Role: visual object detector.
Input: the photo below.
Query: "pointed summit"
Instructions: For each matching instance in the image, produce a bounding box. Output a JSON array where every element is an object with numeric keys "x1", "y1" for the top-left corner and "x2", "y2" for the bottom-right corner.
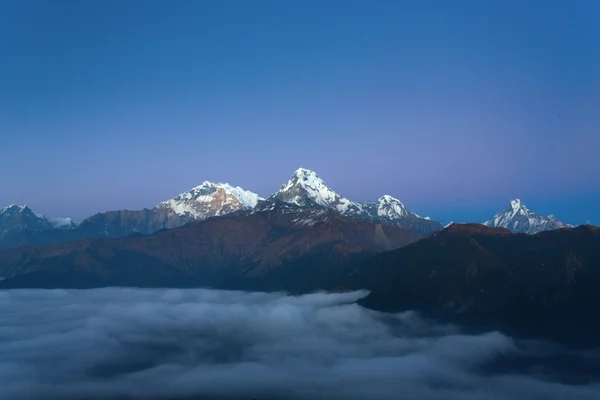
[
  {"x1": 267, "y1": 169, "x2": 443, "y2": 235},
  {"x1": 293, "y1": 167, "x2": 320, "y2": 180},
  {"x1": 271, "y1": 168, "x2": 356, "y2": 210},
  {"x1": 483, "y1": 199, "x2": 573, "y2": 234}
]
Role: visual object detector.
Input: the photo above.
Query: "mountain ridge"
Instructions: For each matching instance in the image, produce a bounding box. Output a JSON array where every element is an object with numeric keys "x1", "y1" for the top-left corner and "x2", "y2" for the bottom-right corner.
[
  {"x1": 1, "y1": 171, "x2": 587, "y2": 250},
  {"x1": 0, "y1": 207, "x2": 422, "y2": 292},
  {"x1": 353, "y1": 223, "x2": 600, "y2": 344}
]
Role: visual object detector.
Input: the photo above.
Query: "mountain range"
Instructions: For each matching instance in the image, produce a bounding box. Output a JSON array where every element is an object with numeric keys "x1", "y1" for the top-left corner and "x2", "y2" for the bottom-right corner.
[
  {"x1": 0, "y1": 168, "x2": 597, "y2": 344},
  {"x1": 0, "y1": 205, "x2": 421, "y2": 292},
  {"x1": 0, "y1": 169, "x2": 578, "y2": 251},
  {"x1": 0, "y1": 168, "x2": 442, "y2": 250},
  {"x1": 0, "y1": 206, "x2": 597, "y2": 344}
]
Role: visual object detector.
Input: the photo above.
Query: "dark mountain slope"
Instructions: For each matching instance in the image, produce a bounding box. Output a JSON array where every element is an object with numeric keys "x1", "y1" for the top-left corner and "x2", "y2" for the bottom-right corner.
[
  {"x1": 355, "y1": 223, "x2": 600, "y2": 344},
  {"x1": 0, "y1": 206, "x2": 420, "y2": 291}
]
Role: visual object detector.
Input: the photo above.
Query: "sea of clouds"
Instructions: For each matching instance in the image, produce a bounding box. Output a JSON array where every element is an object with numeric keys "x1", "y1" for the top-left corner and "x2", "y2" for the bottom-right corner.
[{"x1": 0, "y1": 288, "x2": 599, "y2": 400}]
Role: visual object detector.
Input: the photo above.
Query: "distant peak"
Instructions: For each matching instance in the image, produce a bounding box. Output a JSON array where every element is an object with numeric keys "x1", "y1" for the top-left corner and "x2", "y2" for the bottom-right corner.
[{"x1": 484, "y1": 199, "x2": 573, "y2": 234}]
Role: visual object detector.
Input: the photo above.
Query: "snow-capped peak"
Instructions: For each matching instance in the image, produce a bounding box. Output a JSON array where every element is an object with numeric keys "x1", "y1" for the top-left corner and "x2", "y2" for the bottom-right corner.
[
  {"x1": 510, "y1": 199, "x2": 522, "y2": 211},
  {"x1": 509, "y1": 198, "x2": 532, "y2": 215},
  {"x1": 277, "y1": 168, "x2": 331, "y2": 202},
  {"x1": 293, "y1": 167, "x2": 320, "y2": 181},
  {"x1": 273, "y1": 168, "x2": 360, "y2": 213},
  {"x1": 377, "y1": 195, "x2": 408, "y2": 219},
  {"x1": 484, "y1": 199, "x2": 573, "y2": 234},
  {"x1": 267, "y1": 169, "x2": 443, "y2": 234},
  {"x1": 0, "y1": 204, "x2": 27, "y2": 213},
  {"x1": 158, "y1": 181, "x2": 263, "y2": 218},
  {"x1": 188, "y1": 182, "x2": 262, "y2": 209}
]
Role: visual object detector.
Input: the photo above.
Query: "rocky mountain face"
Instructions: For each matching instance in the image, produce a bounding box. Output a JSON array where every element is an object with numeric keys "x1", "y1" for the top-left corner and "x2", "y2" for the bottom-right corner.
[
  {"x1": 0, "y1": 205, "x2": 76, "y2": 240},
  {"x1": 266, "y1": 168, "x2": 443, "y2": 235},
  {"x1": 0, "y1": 208, "x2": 421, "y2": 292},
  {"x1": 354, "y1": 223, "x2": 600, "y2": 344},
  {"x1": 483, "y1": 199, "x2": 572, "y2": 234}
]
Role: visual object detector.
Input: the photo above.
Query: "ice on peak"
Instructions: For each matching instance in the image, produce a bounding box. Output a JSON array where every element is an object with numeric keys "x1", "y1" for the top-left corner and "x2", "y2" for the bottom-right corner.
[
  {"x1": 377, "y1": 195, "x2": 408, "y2": 218},
  {"x1": 508, "y1": 199, "x2": 533, "y2": 218},
  {"x1": 271, "y1": 169, "x2": 439, "y2": 232},
  {"x1": 1, "y1": 204, "x2": 27, "y2": 213},
  {"x1": 484, "y1": 199, "x2": 572, "y2": 234},
  {"x1": 159, "y1": 180, "x2": 263, "y2": 217},
  {"x1": 294, "y1": 167, "x2": 319, "y2": 178},
  {"x1": 289, "y1": 168, "x2": 325, "y2": 188},
  {"x1": 378, "y1": 195, "x2": 404, "y2": 205},
  {"x1": 196, "y1": 181, "x2": 217, "y2": 188},
  {"x1": 275, "y1": 168, "x2": 358, "y2": 212},
  {"x1": 34, "y1": 213, "x2": 77, "y2": 229},
  {"x1": 171, "y1": 182, "x2": 262, "y2": 208},
  {"x1": 1, "y1": 205, "x2": 77, "y2": 228},
  {"x1": 510, "y1": 199, "x2": 522, "y2": 210},
  {"x1": 47, "y1": 217, "x2": 76, "y2": 228}
]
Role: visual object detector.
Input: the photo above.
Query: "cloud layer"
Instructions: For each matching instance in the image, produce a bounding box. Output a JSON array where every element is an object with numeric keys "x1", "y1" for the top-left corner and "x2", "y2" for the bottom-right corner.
[{"x1": 0, "y1": 288, "x2": 599, "y2": 400}]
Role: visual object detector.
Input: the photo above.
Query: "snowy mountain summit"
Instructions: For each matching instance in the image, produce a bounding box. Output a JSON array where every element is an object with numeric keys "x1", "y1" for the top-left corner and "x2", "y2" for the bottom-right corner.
[
  {"x1": 158, "y1": 181, "x2": 262, "y2": 219},
  {"x1": 271, "y1": 168, "x2": 363, "y2": 213},
  {"x1": 483, "y1": 199, "x2": 573, "y2": 234},
  {"x1": 267, "y1": 168, "x2": 442, "y2": 235}
]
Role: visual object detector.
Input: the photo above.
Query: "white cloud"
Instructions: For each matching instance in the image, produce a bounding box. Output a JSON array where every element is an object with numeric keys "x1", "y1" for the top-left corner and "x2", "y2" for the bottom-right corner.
[{"x1": 0, "y1": 288, "x2": 598, "y2": 399}]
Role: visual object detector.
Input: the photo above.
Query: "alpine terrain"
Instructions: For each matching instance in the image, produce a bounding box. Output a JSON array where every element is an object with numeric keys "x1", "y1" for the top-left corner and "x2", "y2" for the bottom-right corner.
[
  {"x1": 0, "y1": 204, "x2": 77, "y2": 239},
  {"x1": 0, "y1": 182, "x2": 262, "y2": 250},
  {"x1": 265, "y1": 168, "x2": 442, "y2": 235},
  {"x1": 483, "y1": 199, "x2": 573, "y2": 234}
]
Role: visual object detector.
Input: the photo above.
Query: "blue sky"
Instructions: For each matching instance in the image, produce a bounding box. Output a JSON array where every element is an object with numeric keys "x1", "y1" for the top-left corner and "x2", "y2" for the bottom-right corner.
[{"x1": 0, "y1": 0, "x2": 598, "y2": 224}]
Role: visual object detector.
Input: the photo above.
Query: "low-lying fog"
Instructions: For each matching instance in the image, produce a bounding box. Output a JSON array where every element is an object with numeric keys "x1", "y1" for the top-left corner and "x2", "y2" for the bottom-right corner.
[{"x1": 0, "y1": 288, "x2": 599, "y2": 400}]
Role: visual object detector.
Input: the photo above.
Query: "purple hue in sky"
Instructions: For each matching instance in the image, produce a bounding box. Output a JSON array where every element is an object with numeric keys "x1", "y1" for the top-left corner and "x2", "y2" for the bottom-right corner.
[{"x1": 0, "y1": 0, "x2": 598, "y2": 224}]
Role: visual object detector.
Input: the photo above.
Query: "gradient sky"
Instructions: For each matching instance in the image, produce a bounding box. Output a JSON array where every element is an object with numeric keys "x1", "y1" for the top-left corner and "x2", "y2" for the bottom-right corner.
[{"x1": 1, "y1": 0, "x2": 598, "y2": 225}]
